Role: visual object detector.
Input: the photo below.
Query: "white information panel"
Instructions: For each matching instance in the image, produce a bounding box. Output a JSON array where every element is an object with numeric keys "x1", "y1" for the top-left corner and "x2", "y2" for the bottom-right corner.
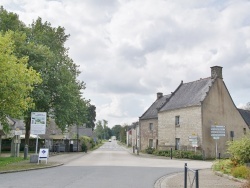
[
  {"x1": 38, "y1": 148, "x2": 49, "y2": 164},
  {"x1": 30, "y1": 112, "x2": 47, "y2": 135}
]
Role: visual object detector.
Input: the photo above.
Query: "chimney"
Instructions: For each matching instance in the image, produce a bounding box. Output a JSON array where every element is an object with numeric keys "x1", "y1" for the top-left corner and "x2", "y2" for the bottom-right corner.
[
  {"x1": 157, "y1": 92, "x2": 163, "y2": 99},
  {"x1": 211, "y1": 66, "x2": 223, "y2": 79}
]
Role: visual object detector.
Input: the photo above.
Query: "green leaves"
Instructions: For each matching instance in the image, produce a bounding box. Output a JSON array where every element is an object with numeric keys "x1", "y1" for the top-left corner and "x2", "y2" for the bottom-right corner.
[
  {"x1": 227, "y1": 134, "x2": 250, "y2": 164},
  {"x1": 0, "y1": 7, "x2": 95, "y2": 136},
  {"x1": 0, "y1": 31, "x2": 41, "y2": 129}
]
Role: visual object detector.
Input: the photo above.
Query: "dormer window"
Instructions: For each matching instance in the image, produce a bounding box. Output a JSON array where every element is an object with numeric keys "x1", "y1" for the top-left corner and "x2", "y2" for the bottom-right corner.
[{"x1": 175, "y1": 116, "x2": 180, "y2": 127}]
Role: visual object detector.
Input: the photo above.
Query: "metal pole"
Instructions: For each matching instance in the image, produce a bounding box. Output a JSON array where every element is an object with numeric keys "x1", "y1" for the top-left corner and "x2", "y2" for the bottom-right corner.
[
  {"x1": 35, "y1": 135, "x2": 38, "y2": 154},
  {"x1": 170, "y1": 148, "x2": 172, "y2": 159},
  {"x1": 184, "y1": 163, "x2": 187, "y2": 188},
  {"x1": 195, "y1": 170, "x2": 199, "y2": 188},
  {"x1": 215, "y1": 140, "x2": 218, "y2": 159}
]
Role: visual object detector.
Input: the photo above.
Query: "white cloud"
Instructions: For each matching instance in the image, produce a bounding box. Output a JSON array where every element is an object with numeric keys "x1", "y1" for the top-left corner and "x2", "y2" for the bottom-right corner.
[{"x1": 2, "y1": 0, "x2": 250, "y2": 127}]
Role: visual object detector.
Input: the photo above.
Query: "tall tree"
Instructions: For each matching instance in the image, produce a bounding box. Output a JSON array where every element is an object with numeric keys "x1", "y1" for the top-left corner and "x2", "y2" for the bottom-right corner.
[
  {"x1": 111, "y1": 125, "x2": 122, "y2": 140},
  {"x1": 0, "y1": 8, "x2": 88, "y2": 145},
  {"x1": 0, "y1": 31, "x2": 41, "y2": 130},
  {"x1": 85, "y1": 104, "x2": 96, "y2": 130}
]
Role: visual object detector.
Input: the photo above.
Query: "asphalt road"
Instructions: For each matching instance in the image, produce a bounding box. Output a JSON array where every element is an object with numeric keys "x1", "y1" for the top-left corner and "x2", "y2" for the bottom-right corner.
[{"x1": 0, "y1": 141, "x2": 212, "y2": 188}]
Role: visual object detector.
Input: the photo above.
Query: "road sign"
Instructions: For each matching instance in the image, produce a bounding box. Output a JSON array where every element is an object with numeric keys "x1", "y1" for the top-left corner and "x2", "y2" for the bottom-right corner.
[
  {"x1": 213, "y1": 137, "x2": 220, "y2": 139},
  {"x1": 211, "y1": 134, "x2": 225, "y2": 137},
  {"x1": 211, "y1": 125, "x2": 225, "y2": 138}
]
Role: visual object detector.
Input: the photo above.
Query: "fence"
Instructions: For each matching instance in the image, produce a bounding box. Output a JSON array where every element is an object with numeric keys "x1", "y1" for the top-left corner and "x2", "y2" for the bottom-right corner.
[{"x1": 184, "y1": 163, "x2": 199, "y2": 188}]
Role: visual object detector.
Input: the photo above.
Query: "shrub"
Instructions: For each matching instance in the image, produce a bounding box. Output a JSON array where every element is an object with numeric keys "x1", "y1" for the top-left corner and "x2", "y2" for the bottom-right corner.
[
  {"x1": 212, "y1": 159, "x2": 235, "y2": 174},
  {"x1": 227, "y1": 135, "x2": 250, "y2": 165},
  {"x1": 145, "y1": 147, "x2": 155, "y2": 154},
  {"x1": 231, "y1": 166, "x2": 250, "y2": 179}
]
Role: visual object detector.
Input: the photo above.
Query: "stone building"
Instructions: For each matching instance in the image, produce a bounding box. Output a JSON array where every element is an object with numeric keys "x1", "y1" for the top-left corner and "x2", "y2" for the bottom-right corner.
[
  {"x1": 139, "y1": 66, "x2": 250, "y2": 158},
  {"x1": 139, "y1": 93, "x2": 171, "y2": 150}
]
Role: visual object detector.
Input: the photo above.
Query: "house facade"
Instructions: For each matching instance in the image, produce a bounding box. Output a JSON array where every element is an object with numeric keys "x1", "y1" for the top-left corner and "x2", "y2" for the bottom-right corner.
[
  {"x1": 139, "y1": 93, "x2": 171, "y2": 150},
  {"x1": 139, "y1": 66, "x2": 249, "y2": 158}
]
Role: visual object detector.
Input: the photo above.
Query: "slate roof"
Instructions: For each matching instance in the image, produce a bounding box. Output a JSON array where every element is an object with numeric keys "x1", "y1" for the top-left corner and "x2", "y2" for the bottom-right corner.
[
  {"x1": 160, "y1": 77, "x2": 212, "y2": 112},
  {"x1": 140, "y1": 94, "x2": 171, "y2": 120},
  {"x1": 238, "y1": 109, "x2": 250, "y2": 128}
]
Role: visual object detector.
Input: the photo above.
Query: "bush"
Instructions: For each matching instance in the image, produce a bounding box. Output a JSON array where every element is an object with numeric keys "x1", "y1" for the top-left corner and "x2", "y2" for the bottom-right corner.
[
  {"x1": 145, "y1": 147, "x2": 155, "y2": 154},
  {"x1": 212, "y1": 159, "x2": 235, "y2": 174},
  {"x1": 227, "y1": 135, "x2": 250, "y2": 165},
  {"x1": 231, "y1": 166, "x2": 250, "y2": 179}
]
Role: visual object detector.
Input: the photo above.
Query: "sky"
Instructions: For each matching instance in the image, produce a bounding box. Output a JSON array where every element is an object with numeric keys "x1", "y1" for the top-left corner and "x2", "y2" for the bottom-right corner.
[{"x1": 1, "y1": 0, "x2": 250, "y2": 127}]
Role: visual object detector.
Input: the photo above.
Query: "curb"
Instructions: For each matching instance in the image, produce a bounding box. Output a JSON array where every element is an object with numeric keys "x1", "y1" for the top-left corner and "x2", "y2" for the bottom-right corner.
[{"x1": 0, "y1": 163, "x2": 64, "y2": 174}]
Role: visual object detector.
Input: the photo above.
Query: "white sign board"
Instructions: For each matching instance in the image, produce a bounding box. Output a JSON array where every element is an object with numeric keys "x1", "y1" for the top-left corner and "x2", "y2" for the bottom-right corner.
[
  {"x1": 211, "y1": 125, "x2": 226, "y2": 139},
  {"x1": 38, "y1": 148, "x2": 49, "y2": 164},
  {"x1": 189, "y1": 136, "x2": 198, "y2": 147},
  {"x1": 30, "y1": 112, "x2": 47, "y2": 135}
]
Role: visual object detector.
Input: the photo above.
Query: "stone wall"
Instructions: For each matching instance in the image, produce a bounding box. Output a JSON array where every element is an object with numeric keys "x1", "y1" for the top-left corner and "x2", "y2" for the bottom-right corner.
[
  {"x1": 140, "y1": 118, "x2": 158, "y2": 150},
  {"x1": 202, "y1": 78, "x2": 250, "y2": 158},
  {"x1": 158, "y1": 106, "x2": 202, "y2": 151}
]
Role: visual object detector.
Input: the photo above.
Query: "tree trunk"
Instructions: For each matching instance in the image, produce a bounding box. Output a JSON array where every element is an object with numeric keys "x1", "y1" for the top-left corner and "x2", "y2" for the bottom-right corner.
[{"x1": 25, "y1": 117, "x2": 31, "y2": 145}]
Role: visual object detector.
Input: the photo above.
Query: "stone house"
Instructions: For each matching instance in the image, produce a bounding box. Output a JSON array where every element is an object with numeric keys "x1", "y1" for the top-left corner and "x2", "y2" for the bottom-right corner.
[
  {"x1": 139, "y1": 66, "x2": 249, "y2": 158},
  {"x1": 139, "y1": 93, "x2": 171, "y2": 150}
]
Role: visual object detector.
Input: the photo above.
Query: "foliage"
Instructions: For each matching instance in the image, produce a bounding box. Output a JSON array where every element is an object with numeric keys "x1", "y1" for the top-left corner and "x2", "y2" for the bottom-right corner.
[
  {"x1": 111, "y1": 125, "x2": 122, "y2": 140},
  {"x1": 212, "y1": 159, "x2": 236, "y2": 174},
  {"x1": 152, "y1": 149, "x2": 203, "y2": 160},
  {"x1": 85, "y1": 104, "x2": 96, "y2": 130},
  {"x1": 94, "y1": 120, "x2": 112, "y2": 140},
  {"x1": 227, "y1": 134, "x2": 250, "y2": 164},
  {"x1": 145, "y1": 147, "x2": 155, "y2": 154},
  {"x1": 79, "y1": 136, "x2": 96, "y2": 152},
  {"x1": 231, "y1": 166, "x2": 250, "y2": 179},
  {"x1": 0, "y1": 31, "x2": 41, "y2": 130},
  {"x1": 0, "y1": 7, "x2": 91, "y2": 144}
]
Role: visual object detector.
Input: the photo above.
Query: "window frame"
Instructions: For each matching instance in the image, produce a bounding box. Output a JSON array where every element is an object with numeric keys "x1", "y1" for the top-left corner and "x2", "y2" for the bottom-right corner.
[
  {"x1": 175, "y1": 116, "x2": 180, "y2": 127},
  {"x1": 149, "y1": 123, "x2": 153, "y2": 131}
]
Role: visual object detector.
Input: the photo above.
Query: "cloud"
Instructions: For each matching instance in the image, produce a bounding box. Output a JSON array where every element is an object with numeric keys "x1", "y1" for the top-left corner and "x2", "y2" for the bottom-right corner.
[{"x1": 2, "y1": 0, "x2": 250, "y2": 127}]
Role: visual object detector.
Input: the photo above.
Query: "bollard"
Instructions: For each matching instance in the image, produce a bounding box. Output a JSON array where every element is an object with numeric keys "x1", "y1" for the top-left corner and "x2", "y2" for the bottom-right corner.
[
  {"x1": 218, "y1": 152, "x2": 221, "y2": 160},
  {"x1": 24, "y1": 144, "x2": 28, "y2": 159},
  {"x1": 195, "y1": 169, "x2": 199, "y2": 188},
  {"x1": 184, "y1": 163, "x2": 187, "y2": 188},
  {"x1": 170, "y1": 148, "x2": 173, "y2": 159},
  {"x1": 137, "y1": 147, "x2": 139, "y2": 155},
  {"x1": 133, "y1": 146, "x2": 135, "y2": 153}
]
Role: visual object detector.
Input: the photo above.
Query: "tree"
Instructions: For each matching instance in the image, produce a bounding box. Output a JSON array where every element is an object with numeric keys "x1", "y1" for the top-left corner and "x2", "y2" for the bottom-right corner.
[
  {"x1": 85, "y1": 104, "x2": 96, "y2": 130},
  {"x1": 111, "y1": 125, "x2": 122, "y2": 140},
  {"x1": 0, "y1": 31, "x2": 41, "y2": 130},
  {"x1": 94, "y1": 120, "x2": 104, "y2": 139},
  {"x1": 0, "y1": 8, "x2": 88, "y2": 145},
  {"x1": 94, "y1": 119, "x2": 111, "y2": 140}
]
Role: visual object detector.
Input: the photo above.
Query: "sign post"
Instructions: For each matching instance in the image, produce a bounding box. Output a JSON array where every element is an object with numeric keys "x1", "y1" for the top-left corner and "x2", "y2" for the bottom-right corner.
[
  {"x1": 211, "y1": 125, "x2": 225, "y2": 158},
  {"x1": 189, "y1": 135, "x2": 198, "y2": 153},
  {"x1": 30, "y1": 112, "x2": 47, "y2": 154}
]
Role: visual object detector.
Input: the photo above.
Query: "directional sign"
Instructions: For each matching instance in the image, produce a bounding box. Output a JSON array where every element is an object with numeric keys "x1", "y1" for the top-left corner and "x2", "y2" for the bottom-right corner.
[
  {"x1": 211, "y1": 125, "x2": 226, "y2": 138},
  {"x1": 213, "y1": 137, "x2": 220, "y2": 139}
]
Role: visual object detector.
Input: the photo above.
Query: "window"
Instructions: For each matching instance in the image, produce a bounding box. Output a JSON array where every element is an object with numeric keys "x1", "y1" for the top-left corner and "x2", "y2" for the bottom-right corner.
[
  {"x1": 149, "y1": 139, "x2": 153, "y2": 148},
  {"x1": 175, "y1": 138, "x2": 180, "y2": 150},
  {"x1": 243, "y1": 128, "x2": 246, "y2": 135},
  {"x1": 175, "y1": 116, "x2": 180, "y2": 126},
  {"x1": 149, "y1": 123, "x2": 153, "y2": 131}
]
